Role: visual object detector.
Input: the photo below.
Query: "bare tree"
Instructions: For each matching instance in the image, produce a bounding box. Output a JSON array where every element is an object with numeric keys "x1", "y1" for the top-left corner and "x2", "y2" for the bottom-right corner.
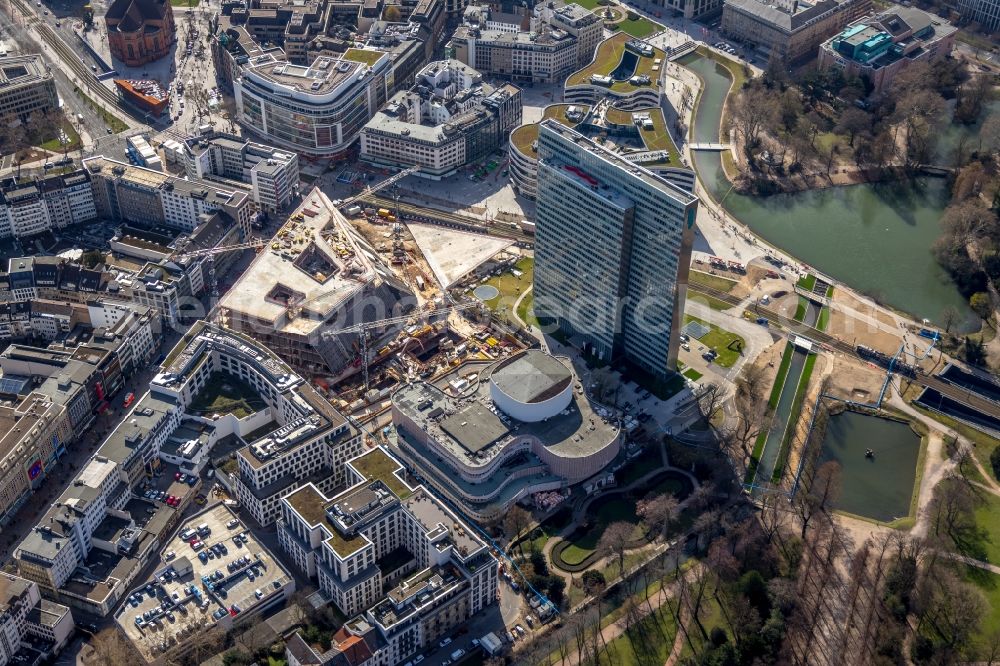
[
  {"x1": 732, "y1": 83, "x2": 778, "y2": 154},
  {"x1": 503, "y1": 504, "x2": 532, "y2": 555},
  {"x1": 598, "y1": 521, "x2": 635, "y2": 579},
  {"x1": 793, "y1": 460, "x2": 841, "y2": 539},
  {"x1": 88, "y1": 627, "x2": 136, "y2": 665},
  {"x1": 637, "y1": 493, "x2": 680, "y2": 541}
]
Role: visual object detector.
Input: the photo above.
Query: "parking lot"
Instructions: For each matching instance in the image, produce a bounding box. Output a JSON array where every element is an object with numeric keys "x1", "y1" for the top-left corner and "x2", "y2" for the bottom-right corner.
[{"x1": 116, "y1": 504, "x2": 293, "y2": 661}]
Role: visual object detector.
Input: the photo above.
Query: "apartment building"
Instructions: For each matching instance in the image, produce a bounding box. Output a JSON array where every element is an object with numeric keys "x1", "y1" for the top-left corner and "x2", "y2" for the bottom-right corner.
[
  {"x1": 83, "y1": 156, "x2": 253, "y2": 233},
  {"x1": 279, "y1": 446, "x2": 499, "y2": 665},
  {"x1": 0, "y1": 170, "x2": 97, "y2": 240},
  {"x1": 448, "y1": 2, "x2": 602, "y2": 83},
  {"x1": 360, "y1": 60, "x2": 522, "y2": 178},
  {"x1": 13, "y1": 391, "x2": 182, "y2": 616},
  {"x1": 150, "y1": 321, "x2": 364, "y2": 525},
  {"x1": 0, "y1": 55, "x2": 58, "y2": 122},
  {"x1": 818, "y1": 5, "x2": 956, "y2": 94},
  {"x1": 181, "y1": 132, "x2": 300, "y2": 212},
  {"x1": 534, "y1": 121, "x2": 698, "y2": 380},
  {"x1": 218, "y1": 189, "x2": 414, "y2": 376},
  {"x1": 0, "y1": 574, "x2": 74, "y2": 666},
  {"x1": 1, "y1": 256, "x2": 109, "y2": 304},
  {"x1": 722, "y1": 0, "x2": 872, "y2": 62}
]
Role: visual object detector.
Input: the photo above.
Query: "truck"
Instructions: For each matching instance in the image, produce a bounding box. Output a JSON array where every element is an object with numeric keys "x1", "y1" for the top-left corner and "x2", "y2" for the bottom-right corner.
[
  {"x1": 377, "y1": 208, "x2": 392, "y2": 219},
  {"x1": 480, "y1": 632, "x2": 504, "y2": 656}
]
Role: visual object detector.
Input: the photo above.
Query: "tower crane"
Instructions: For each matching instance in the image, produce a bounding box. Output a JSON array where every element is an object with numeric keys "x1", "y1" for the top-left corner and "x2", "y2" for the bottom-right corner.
[
  {"x1": 335, "y1": 165, "x2": 421, "y2": 210},
  {"x1": 322, "y1": 300, "x2": 479, "y2": 393}
]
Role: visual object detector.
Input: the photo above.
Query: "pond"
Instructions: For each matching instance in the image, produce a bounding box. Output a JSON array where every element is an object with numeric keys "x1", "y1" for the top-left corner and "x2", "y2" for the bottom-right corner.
[
  {"x1": 678, "y1": 54, "x2": 979, "y2": 332},
  {"x1": 817, "y1": 410, "x2": 922, "y2": 522}
]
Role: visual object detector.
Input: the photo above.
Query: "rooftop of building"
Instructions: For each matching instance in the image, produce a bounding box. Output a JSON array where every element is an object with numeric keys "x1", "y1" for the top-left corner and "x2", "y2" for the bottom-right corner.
[
  {"x1": 539, "y1": 120, "x2": 698, "y2": 204},
  {"x1": 116, "y1": 504, "x2": 293, "y2": 662},
  {"x1": 724, "y1": 0, "x2": 845, "y2": 32},
  {"x1": 492, "y1": 349, "x2": 572, "y2": 404},
  {"x1": 0, "y1": 54, "x2": 51, "y2": 84},
  {"x1": 82, "y1": 156, "x2": 248, "y2": 210},
  {"x1": 826, "y1": 4, "x2": 956, "y2": 62},
  {"x1": 566, "y1": 33, "x2": 664, "y2": 91},
  {"x1": 510, "y1": 103, "x2": 589, "y2": 157},
  {"x1": 218, "y1": 188, "x2": 411, "y2": 335},
  {"x1": 392, "y1": 354, "x2": 619, "y2": 466},
  {"x1": 0, "y1": 574, "x2": 32, "y2": 611},
  {"x1": 243, "y1": 52, "x2": 382, "y2": 95}
]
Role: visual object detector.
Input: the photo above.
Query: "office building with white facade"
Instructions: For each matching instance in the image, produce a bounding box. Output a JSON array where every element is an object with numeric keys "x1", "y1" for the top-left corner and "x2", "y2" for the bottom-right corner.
[
  {"x1": 180, "y1": 131, "x2": 300, "y2": 212},
  {"x1": 234, "y1": 51, "x2": 391, "y2": 162},
  {"x1": 533, "y1": 120, "x2": 698, "y2": 380},
  {"x1": 0, "y1": 574, "x2": 74, "y2": 666},
  {"x1": 151, "y1": 320, "x2": 364, "y2": 526},
  {"x1": 279, "y1": 446, "x2": 499, "y2": 666}
]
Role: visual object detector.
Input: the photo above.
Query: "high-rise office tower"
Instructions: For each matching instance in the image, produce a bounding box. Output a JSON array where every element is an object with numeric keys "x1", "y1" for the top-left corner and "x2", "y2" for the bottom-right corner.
[{"x1": 533, "y1": 120, "x2": 698, "y2": 380}]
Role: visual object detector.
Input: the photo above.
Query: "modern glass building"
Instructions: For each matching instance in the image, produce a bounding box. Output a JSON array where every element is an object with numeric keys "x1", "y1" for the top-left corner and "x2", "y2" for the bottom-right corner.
[{"x1": 533, "y1": 120, "x2": 698, "y2": 380}]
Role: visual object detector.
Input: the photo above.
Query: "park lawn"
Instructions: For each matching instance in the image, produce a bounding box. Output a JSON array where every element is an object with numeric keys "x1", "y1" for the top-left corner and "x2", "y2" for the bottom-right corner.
[
  {"x1": 683, "y1": 368, "x2": 703, "y2": 381},
  {"x1": 963, "y1": 564, "x2": 1000, "y2": 658},
  {"x1": 771, "y1": 353, "x2": 817, "y2": 483},
  {"x1": 910, "y1": 403, "x2": 1000, "y2": 486},
  {"x1": 480, "y1": 256, "x2": 534, "y2": 313},
  {"x1": 683, "y1": 315, "x2": 746, "y2": 368},
  {"x1": 613, "y1": 15, "x2": 662, "y2": 38},
  {"x1": 793, "y1": 297, "x2": 808, "y2": 322},
  {"x1": 170, "y1": 0, "x2": 201, "y2": 5},
  {"x1": 968, "y1": 492, "x2": 1000, "y2": 565},
  {"x1": 595, "y1": 598, "x2": 679, "y2": 666},
  {"x1": 515, "y1": 290, "x2": 539, "y2": 328},
  {"x1": 562, "y1": 498, "x2": 644, "y2": 563},
  {"x1": 689, "y1": 270, "x2": 738, "y2": 292},
  {"x1": 571, "y1": 0, "x2": 605, "y2": 8},
  {"x1": 637, "y1": 109, "x2": 680, "y2": 164},
  {"x1": 678, "y1": 596, "x2": 728, "y2": 659},
  {"x1": 37, "y1": 122, "x2": 81, "y2": 153},
  {"x1": 816, "y1": 306, "x2": 830, "y2": 332},
  {"x1": 796, "y1": 273, "x2": 817, "y2": 291},
  {"x1": 189, "y1": 372, "x2": 265, "y2": 419}
]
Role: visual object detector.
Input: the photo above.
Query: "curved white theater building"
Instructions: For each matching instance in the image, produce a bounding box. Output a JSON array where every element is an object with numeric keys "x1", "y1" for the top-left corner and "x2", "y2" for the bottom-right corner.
[
  {"x1": 235, "y1": 52, "x2": 391, "y2": 162},
  {"x1": 390, "y1": 350, "x2": 622, "y2": 522}
]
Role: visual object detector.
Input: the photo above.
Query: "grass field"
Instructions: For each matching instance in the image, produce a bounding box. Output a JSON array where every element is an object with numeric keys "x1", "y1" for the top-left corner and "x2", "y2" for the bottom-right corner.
[
  {"x1": 683, "y1": 315, "x2": 746, "y2": 368},
  {"x1": 479, "y1": 257, "x2": 534, "y2": 317},
  {"x1": 594, "y1": 598, "x2": 679, "y2": 666},
  {"x1": 73, "y1": 86, "x2": 129, "y2": 133},
  {"x1": 37, "y1": 122, "x2": 81, "y2": 153},
  {"x1": 609, "y1": 13, "x2": 662, "y2": 38},
  {"x1": 683, "y1": 368, "x2": 703, "y2": 381},
  {"x1": 910, "y1": 403, "x2": 1000, "y2": 486},
  {"x1": 561, "y1": 497, "x2": 644, "y2": 565},
  {"x1": 771, "y1": 353, "x2": 816, "y2": 483},
  {"x1": 817, "y1": 306, "x2": 830, "y2": 332},
  {"x1": 689, "y1": 270, "x2": 738, "y2": 292},
  {"x1": 747, "y1": 343, "x2": 793, "y2": 483},
  {"x1": 687, "y1": 291, "x2": 733, "y2": 311},
  {"x1": 515, "y1": 290, "x2": 539, "y2": 328},
  {"x1": 964, "y1": 564, "x2": 1000, "y2": 658},
  {"x1": 189, "y1": 373, "x2": 266, "y2": 419},
  {"x1": 794, "y1": 297, "x2": 808, "y2": 322},
  {"x1": 797, "y1": 273, "x2": 817, "y2": 291}
]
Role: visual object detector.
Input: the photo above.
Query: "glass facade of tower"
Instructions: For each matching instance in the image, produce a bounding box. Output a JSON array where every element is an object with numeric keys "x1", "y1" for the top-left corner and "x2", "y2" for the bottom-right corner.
[{"x1": 533, "y1": 121, "x2": 698, "y2": 379}]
